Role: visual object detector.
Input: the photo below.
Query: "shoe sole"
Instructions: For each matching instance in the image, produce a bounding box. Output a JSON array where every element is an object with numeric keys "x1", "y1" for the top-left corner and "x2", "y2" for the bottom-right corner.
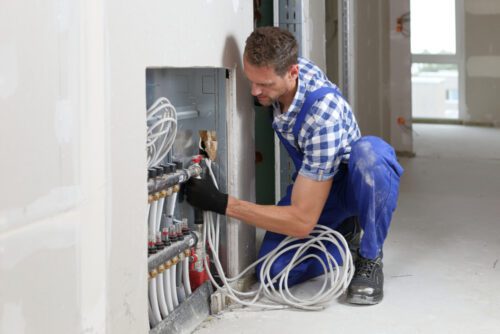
[{"x1": 346, "y1": 292, "x2": 383, "y2": 305}]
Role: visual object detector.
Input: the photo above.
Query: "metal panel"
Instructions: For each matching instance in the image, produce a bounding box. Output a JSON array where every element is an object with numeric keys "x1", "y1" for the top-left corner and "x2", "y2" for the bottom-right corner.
[
  {"x1": 340, "y1": 0, "x2": 356, "y2": 109},
  {"x1": 279, "y1": 0, "x2": 303, "y2": 56},
  {"x1": 146, "y1": 67, "x2": 229, "y2": 270}
]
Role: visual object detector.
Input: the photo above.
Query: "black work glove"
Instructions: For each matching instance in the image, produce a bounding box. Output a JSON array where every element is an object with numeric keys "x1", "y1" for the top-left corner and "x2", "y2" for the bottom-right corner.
[{"x1": 185, "y1": 177, "x2": 228, "y2": 215}]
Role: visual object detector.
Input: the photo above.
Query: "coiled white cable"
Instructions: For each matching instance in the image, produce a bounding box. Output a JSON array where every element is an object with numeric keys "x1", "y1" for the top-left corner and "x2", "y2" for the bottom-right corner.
[
  {"x1": 147, "y1": 97, "x2": 177, "y2": 168},
  {"x1": 202, "y1": 159, "x2": 354, "y2": 311}
]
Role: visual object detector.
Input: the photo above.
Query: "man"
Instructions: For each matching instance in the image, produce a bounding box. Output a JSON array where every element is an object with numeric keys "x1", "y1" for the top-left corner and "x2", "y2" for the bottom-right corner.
[{"x1": 186, "y1": 27, "x2": 403, "y2": 305}]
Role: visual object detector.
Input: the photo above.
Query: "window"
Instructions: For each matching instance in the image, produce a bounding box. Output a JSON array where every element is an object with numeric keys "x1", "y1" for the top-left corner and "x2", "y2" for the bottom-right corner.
[{"x1": 410, "y1": 0, "x2": 463, "y2": 120}]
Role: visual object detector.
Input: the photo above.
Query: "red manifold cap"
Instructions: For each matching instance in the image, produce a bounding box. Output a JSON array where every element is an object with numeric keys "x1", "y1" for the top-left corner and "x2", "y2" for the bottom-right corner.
[{"x1": 192, "y1": 155, "x2": 203, "y2": 164}]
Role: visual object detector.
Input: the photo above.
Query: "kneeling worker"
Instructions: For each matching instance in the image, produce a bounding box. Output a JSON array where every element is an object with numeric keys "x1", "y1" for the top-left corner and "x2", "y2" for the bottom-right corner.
[{"x1": 186, "y1": 27, "x2": 404, "y2": 305}]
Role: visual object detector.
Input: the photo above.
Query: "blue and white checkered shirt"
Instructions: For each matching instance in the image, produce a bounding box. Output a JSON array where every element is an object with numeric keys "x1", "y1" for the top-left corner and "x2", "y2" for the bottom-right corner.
[{"x1": 272, "y1": 57, "x2": 361, "y2": 181}]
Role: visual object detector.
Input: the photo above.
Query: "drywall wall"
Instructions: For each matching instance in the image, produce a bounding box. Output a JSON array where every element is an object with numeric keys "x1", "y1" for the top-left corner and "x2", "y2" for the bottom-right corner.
[
  {"x1": 302, "y1": 0, "x2": 327, "y2": 71},
  {"x1": 325, "y1": 0, "x2": 413, "y2": 153},
  {"x1": 389, "y1": 0, "x2": 413, "y2": 153},
  {"x1": 354, "y1": 0, "x2": 391, "y2": 142},
  {"x1": 0, "y1": 1, "x2": 254, "y2": 333},
  {"x1": 465, "y1": 0, "x2": 500, "y2": 125},
  {"x1": 98, "y1": 1, "x2": 255, "y2": 332},
  {"x1": 0, "y1": 1, "x2": 108, "y2": 333},
  {"x1": 325, "y1": 1, "x2": 340, "y2": 84}
]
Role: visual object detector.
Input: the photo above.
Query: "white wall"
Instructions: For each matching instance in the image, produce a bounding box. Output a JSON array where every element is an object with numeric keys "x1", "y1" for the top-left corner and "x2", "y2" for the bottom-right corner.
[
  {"x1": 464, "y1": 0, "x2": 500, "y2": 125},
  {"x1": 327, "y1": 0, "x2": 413, "y2": 154},
  {"x1": 353, "y1": 0, "x2": 391, "y2": 141},
  {"x1": 0, "y1": 1, "x2": 253, "y2": 333},
  {"x1": 302, "y1": 0, "x2": 327, "y2": 71},
  {"x1": 389, "y1": 0, "x2": 413, "y2": 153}
]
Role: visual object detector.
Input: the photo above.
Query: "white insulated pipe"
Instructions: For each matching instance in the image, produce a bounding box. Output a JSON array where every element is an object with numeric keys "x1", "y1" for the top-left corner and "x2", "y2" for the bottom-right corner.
[
  {"x1": 156, "y1": 272, "x2": 169, "y2": 318},
  {"x1": 155, "y1": 197, "x2": 165, "y2": 232},
  {"x1": 148, "y1": 301, "x2": 157, "y2": 328},
  {"x1": 148, "y1": 201, "x2": 158, "y2": 241},
  {"x1": 164, "y1": 267, "x2": 174, "y2": 312},
  {"x1": 148, "y1": 277, "x2": 162, "y2": 323},
  {"x1": 171, "y1": 263, "x2": 179, "y2": 307},
  {"x1": 165, "y1": 192, "x2": 178, "y2": 217},
  {"x1": 183, "y1": 256, "x2": 192, "y2": 296}
]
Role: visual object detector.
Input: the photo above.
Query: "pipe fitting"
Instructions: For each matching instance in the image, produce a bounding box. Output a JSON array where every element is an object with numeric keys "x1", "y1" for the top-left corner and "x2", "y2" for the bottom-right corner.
[{"x1": 149, "y1": 269, "x2": 158, "y2": 279}]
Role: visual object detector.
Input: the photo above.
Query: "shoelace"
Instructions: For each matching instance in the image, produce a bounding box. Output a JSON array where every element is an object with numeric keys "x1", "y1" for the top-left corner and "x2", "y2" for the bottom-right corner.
[{"x1": 355, "y1": 258, "x2": 377, "y2": 278}]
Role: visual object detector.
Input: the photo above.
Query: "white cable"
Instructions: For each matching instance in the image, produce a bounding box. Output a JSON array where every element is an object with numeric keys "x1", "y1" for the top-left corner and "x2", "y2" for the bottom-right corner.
[
  {"x1": 202, "y1": 159, "x2": 355, "y2": 311},
  {"x1": 163, "y1": 267, "x2": 174, "y2": 312},
  {"x1": 156, "y1": 273, "x2": 169, "y2": 318},
  {"x1": 149, "y1": 278, "x2": 163, "y2": 323},
  {"x1": 171, "y1": 264, "x2": 179, "y2": 308},
  {"x1": 147, "y1": 97, "x2": 177, "y2": 168},
  {"x1": 183, "y1": 256, "x2": 192, "y2": 296}
]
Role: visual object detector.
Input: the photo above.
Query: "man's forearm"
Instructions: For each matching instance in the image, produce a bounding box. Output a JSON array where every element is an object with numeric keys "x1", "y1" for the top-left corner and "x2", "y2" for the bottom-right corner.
[{"x1": 225, "y1": 196, "x2": 313, "y2": 237}]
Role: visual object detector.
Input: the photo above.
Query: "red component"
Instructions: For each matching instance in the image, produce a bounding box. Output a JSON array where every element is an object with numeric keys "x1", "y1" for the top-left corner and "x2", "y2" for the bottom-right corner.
[
  {"x1": 189, "y1": 250, "x2": 210, "y2": 290},
  {"x1": 192, "y1": 155, "x2": 203, "y2": 164}
]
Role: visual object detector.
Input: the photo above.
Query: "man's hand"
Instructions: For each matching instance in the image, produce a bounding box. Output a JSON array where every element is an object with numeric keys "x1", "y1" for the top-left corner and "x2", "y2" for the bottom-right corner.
[{"x1": 185, "y1": 177, "x2": 228, "y2": 215}]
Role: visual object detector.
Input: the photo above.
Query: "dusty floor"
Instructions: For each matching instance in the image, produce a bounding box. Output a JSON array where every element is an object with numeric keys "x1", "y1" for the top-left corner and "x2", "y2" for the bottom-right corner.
[{"x1": 193, "y1": 124, "x2": 500, "y2": 334}]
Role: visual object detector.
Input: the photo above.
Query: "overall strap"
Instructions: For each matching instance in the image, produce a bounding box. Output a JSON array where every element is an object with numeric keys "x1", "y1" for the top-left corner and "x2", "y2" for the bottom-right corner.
[
  {"x1": 274, "y1": 86, "x2": 340, "y2": 174},
  {"x1": 292, "y1": 86, "x2": 339, "y2": 140}
]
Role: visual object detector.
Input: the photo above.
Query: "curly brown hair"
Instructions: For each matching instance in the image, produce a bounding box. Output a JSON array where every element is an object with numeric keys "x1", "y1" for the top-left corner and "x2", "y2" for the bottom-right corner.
[{"x1": 244, "y1": 27, "x2": 298, "y2": 76}]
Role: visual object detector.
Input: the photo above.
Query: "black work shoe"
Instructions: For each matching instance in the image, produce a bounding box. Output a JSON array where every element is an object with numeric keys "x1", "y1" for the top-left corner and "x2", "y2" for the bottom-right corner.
[{"x1": 347, "y1": 253, "x2": 384, "y2": 305}]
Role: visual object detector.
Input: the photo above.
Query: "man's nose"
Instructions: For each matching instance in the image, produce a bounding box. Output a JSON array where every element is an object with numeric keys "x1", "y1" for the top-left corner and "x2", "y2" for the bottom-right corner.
[{"x1": 251, "y1": 83, "x2": 261, "y2": 96}]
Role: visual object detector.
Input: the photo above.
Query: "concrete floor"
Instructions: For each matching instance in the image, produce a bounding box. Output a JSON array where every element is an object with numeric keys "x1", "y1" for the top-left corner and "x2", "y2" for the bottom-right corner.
[{"x1": 193, "y1": 124, "x2": 500, "y2": 334}]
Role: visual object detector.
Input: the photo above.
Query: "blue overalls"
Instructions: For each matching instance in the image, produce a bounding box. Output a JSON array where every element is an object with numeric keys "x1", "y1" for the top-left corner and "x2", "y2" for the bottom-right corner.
[{"x1": 256, "y1": 87, "x2": 404, "y2": 287}]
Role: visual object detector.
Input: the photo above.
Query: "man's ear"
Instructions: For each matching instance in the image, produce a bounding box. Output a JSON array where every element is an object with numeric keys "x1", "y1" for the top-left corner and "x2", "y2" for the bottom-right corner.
[{"x1": 289, "y1": 64, "x2": 299, "y2": 80}]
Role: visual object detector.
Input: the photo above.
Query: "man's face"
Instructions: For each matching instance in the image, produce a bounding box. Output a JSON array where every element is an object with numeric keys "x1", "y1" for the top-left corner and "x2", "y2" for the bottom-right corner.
[{"x1": 243, "y1": 57, "x2": 297, "y2": 107}]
